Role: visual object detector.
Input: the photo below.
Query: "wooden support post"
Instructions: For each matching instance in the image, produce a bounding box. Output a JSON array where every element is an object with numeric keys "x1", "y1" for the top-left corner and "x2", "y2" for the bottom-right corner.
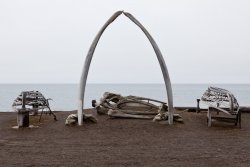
[
  {"x1": 238, "y1": 110, "x2": 241, "y2": 128},
  {"x1": 196, "y1": 99, "x2": 200, "y2": 113},
  {"x1": 17, "y1": 92, "x2": 29, "y2": 128},
  {"x1": 207, "y1": 107, "x2": 212, "y2": 127},
  {"x1": 31, "y1": 92, "x2": 39, "y2": 115}
]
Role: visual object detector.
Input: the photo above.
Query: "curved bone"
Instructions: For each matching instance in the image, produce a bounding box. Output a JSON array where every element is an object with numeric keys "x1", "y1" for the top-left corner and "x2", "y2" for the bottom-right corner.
[
  {"x1": 78, "y1": 11, "x2": 174, "y2": 125},
  {"x1": 126, "y1": 95, "x2": 167, "y2": 104},
  {"x1": 123, "y1": 12, "x2": 174, "y2": 124},
  {"x1": 78, "y1": 11, "x2": 123, "y2": 125},
  {"x1": 116, "y1": 109, "x2": 158, "y2": 115},
  {"x1": 117, "y1": 100, "x2": 159, "y2": 109},
  {"x1": 108, "y1": 109, "x2": 154, "y2": 119}
]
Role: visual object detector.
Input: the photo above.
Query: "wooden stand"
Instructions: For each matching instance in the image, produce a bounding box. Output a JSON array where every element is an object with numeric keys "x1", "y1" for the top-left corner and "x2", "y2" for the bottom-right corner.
[
  {"x1": 196, "y1": 99, "x2": 200, "y2": 113},
  {"x1": 17, "y1": 92, "x2": 30, "y2": 128},
  {"x1": 207, "y1": 106, "x2": 241, "y2": 128},
  {"x1": 17, "y1": 109, "x2": 29, "y2": 127}
]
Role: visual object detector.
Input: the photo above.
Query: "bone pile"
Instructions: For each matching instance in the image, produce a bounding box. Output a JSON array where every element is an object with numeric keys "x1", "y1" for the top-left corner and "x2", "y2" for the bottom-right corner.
[{"x1": 92, "y1": 92, "x2": 183, "y2": 123}]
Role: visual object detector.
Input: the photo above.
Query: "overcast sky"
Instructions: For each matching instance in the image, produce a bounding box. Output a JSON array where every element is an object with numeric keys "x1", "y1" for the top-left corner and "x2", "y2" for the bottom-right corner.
[{"x1": 0, "y1": 0, "x2": 249, "y2": 84}]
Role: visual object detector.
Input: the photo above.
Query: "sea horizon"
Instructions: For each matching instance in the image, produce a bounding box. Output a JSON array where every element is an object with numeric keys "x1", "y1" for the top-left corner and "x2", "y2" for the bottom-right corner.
[{"x1": 0, "y1": 83, "x2": 249, "y2": 112}]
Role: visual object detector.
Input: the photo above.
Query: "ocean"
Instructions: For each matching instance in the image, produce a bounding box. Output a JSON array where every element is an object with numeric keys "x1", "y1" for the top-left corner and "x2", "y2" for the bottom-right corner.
[{"x1": 0, "y1": 84, "x2": 249, "y2": 112}]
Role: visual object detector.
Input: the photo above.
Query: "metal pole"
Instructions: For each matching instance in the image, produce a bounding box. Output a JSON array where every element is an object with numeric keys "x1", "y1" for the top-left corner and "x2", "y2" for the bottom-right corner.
[{"x1": 17, "y1": 92, "x2": 29, "y2": 127}]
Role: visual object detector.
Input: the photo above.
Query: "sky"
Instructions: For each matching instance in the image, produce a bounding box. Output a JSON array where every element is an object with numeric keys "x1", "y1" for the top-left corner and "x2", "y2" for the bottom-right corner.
[{"x1": 0, "y1": 0, "x2": 249, "y2": 84}]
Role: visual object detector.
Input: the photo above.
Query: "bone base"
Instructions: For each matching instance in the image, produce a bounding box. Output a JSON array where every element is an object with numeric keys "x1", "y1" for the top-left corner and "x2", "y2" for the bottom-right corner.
[
  {"x1": 65, "y1": 114, "x2": 97, "y2": 126},
  {"x1": 153, "y1": 113, "x2": 183, "y2": 123}
]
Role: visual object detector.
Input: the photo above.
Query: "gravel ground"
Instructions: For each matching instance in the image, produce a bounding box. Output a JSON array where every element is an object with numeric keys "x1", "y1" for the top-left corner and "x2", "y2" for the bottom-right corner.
[{"x1": 0, "y1": 109, "x2": 250, "y2": 167}]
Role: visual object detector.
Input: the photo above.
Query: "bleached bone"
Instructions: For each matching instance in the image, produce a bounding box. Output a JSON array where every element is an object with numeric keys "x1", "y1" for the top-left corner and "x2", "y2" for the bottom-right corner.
[
  {"x1": 94, "y1": 92, "x2": 164, "y2": 114},
  {"x1": 65, "y1": 114, "x2": 97, "y2": 126},
  {"x1": 65, "y1": 114, "x2": 78, "y2": 125},
  {"x1": 120, "y1": 109, "x2": 158, "y2": 115},
  {"x1": 153, "y1": 104, "x2": 183, "y2": 122},
  {"x1": 108, "y1": 109, "x2": 154, "y2": 119},
  {"x1": 93, "y1": 92, "x2": 184, "y2": 123},
  {"x1": 117, "y1": 99, "x2": 159, "y2": 110},
  {"x1": 153, "y1": 113, "x2": 183, "y2": 123},
  {"x1": 78, "y1": 11, "x2": 174, "y2": 125}
]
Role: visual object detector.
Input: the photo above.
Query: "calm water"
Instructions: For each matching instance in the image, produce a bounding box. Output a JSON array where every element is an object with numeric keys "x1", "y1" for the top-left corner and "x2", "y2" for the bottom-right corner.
[{"x1": 0, "y1": 84, "x2": 249, "y2": 112}]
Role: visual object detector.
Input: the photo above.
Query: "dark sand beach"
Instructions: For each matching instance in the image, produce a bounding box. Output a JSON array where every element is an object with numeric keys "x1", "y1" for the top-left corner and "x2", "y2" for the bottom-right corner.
[{"x1": 1, "y1": 109, "x2": 250, "y2": 167}]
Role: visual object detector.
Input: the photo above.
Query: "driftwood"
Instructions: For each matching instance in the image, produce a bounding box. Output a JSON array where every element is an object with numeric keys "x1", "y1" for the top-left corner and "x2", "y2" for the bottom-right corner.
[
  {"x1": 78, "y1": 11, "x2": 174, "y2": 126},
  {"x1": 201, "y1": 87, "x2": 241, "y2": 127},
  {"x1": 93, "y1": 92, "x2": 183, "y2": 123},
  {"x1": 12, "y1": 91, "x2": 57, "y2": 121}
]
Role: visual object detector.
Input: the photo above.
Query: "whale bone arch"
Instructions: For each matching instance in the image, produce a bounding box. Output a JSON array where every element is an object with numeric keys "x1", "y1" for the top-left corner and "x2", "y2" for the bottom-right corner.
[{"x1": 78, "y1": 11, "x2": 174, "y2": 125}]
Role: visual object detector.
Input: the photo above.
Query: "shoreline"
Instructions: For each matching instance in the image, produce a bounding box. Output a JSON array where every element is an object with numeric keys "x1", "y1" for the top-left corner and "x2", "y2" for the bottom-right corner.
[{"x1": 2, "y1": 106, "x2": 250, "y2": 113}]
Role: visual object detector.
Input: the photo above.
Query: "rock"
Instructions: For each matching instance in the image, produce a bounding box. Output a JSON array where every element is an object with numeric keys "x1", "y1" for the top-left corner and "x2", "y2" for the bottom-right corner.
[
  {"x1": 65, "y1": 114, "x2": 78, "y2": 126},
  {"x1": 153, "y1": 112, "x2": 184, "y2": 123},
  {"x1": 65, "y1": 114, "x2": 97, "y2": 126},
  {"x1": 83, "y1": 114, "x2": 98, "y2": 123}
]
